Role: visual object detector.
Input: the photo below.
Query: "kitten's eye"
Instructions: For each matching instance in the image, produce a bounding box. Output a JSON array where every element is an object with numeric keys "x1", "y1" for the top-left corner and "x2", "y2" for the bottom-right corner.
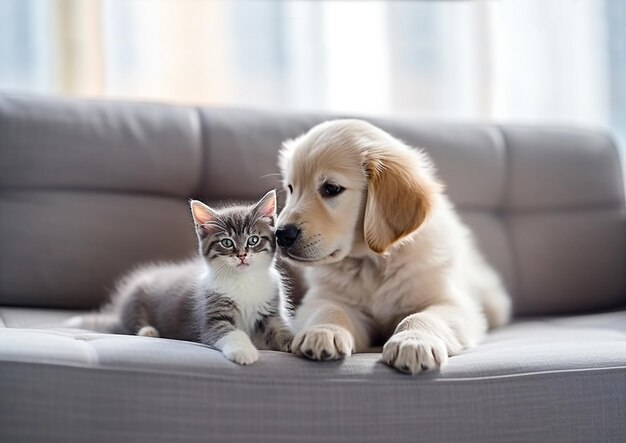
[
  {"x1": 220, "y1": 238, "x2": 234, "y2": 248},
  {"x1": 320, "y1": 182, "x2": 344, "y2": 198},
  {"x1": 288, "y1": 184, "x2": 293, "y2": 194},
  {"x1": 247, "y1": 235, "x2": 260, "y2": 246}
]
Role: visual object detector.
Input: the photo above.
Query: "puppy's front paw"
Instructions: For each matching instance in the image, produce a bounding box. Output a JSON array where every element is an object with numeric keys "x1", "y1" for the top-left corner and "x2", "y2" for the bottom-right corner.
[
  {"x1": 382, "y1": 331, "x2": 448, "y2": 375},
  {"x1": 223, "y1": 344, "x2": 259, "y2": 365},
  {"x1": 292, "y1": 324, "x2": 354, "y2": 361}
]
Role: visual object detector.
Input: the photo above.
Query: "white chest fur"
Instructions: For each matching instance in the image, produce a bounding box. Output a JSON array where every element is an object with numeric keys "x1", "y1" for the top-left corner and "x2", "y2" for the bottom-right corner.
[{"x1": 209, "y1": 268, "x2": 279, "y2": 335}]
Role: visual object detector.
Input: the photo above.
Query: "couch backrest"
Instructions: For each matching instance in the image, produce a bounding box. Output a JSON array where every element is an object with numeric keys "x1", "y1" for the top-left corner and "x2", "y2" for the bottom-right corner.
[{"x1": 1, "y1": 94, "x2": 624, "y2": 315}]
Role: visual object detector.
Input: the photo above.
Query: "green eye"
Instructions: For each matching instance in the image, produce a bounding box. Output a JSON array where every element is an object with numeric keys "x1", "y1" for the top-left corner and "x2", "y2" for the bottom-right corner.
[
  {"x1": 247, "y1": 235, "x2": 260, "y2": 246},
  {"x1": 220, "y1": 238, "x2": 234, "y2": 248}
]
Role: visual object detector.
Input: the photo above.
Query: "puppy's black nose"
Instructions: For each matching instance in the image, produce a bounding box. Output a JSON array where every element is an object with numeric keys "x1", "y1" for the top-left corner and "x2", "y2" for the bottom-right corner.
[{"x1": 276, "y1": 225, "x2": 300, "y2": 248}]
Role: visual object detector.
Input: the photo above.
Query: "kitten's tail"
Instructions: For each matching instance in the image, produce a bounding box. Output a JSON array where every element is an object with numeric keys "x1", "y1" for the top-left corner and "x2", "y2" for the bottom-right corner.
[{"x1": 65, "y1": 312, "x2": 123, "y2": 334}]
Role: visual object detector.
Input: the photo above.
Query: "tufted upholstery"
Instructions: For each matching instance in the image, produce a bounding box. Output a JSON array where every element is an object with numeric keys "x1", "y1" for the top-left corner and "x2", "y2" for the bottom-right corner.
[
  {"x1": 1, "y1": 94, "x2": 625, "y2": 443},
  {"x1": 1, "y1": 94, "x2": 624, "y2": 314}
]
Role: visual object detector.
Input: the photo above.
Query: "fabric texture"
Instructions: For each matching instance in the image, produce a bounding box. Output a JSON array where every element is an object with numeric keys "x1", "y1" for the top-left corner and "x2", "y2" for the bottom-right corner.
[
  {"x1": 0, "y1": 308, "x2": 625, "y2": 442},
  {"x1": 2, "y1": 94, "x2": 624, "y2": 313},
  {"x1": 1, "y1": 94, "x2": 625, "y2": 442}
]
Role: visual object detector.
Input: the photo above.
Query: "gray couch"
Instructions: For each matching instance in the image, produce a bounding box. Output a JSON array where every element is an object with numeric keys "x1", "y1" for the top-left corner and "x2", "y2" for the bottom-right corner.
[{"x1": 1, "y1": 94, "x2": 625, "y2": 443}]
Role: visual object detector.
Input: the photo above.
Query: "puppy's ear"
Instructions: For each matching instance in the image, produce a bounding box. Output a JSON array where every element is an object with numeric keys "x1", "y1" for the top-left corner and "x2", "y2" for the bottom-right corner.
[{"x1": 363, "y1": 146, "x2": 441, "y2": 254}]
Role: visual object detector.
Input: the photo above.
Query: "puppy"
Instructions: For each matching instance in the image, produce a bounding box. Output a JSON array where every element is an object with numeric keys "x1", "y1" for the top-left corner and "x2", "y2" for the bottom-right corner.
[{"x1": 276, "y1": 119, "x2": 511, "y2": 374}]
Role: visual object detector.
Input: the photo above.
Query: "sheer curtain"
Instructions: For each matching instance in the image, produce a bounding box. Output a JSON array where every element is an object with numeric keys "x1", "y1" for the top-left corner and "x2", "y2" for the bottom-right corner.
[{"x1": 0, "y1": 0, "x2": 624, "y2": 149}]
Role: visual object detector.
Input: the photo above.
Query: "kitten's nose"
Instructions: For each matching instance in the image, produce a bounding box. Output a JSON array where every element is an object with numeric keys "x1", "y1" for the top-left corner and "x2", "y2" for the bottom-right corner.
[{"x1": 276, "y1": 225, "x2": 300, "y2": 248}]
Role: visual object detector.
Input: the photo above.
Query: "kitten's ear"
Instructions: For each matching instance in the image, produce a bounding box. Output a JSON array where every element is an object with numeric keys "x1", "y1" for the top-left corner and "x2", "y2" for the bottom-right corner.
[
  {"x1": 252, "y1": 189, "x2": 277, "y2": 223},
  {"x1": 190, "y1": 200, "x2": 219, "y2": 237}
]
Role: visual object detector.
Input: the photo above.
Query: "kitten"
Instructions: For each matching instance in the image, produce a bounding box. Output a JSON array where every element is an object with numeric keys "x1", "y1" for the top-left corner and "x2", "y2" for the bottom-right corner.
[{"x1": 67, "y1": 190, "x2": 293, "y2": 365}]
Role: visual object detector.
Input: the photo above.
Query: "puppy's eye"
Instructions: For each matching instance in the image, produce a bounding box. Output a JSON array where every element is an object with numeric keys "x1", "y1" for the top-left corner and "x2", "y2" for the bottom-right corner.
[
  {"x1": 320, "y1": 182, "x2": 344, "y2": 198},
  {"x1": 288, "y1": 184, "x2": 293, "y2": 194},
  {"x1": 220, "y1": 238, "x2": 234, "y2": 248}
]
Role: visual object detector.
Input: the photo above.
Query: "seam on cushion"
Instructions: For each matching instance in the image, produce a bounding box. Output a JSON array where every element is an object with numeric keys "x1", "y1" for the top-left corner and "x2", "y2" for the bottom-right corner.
[
  {"x1": 72, "y1": 336, "x2": 101, "y2": 366},
  {"x1": 513, "y1": 203, "x2": 626, "y2": 215},
  {"x1": 0, "y1": 92, "x2": 196, "y2": 113},
  {"x1": 497, "y1": 125, "x2": 523, "y2": 313},
  {"x1": 463, "y1": 206, "x2": 626, "y2": 218},
  {"x1": 193, "y1": 107, "x2": 210, "y2": 201},
  {"x1": 484, "y1": 124, "x2": 507, "y2": 211},
  {"x1": 0, "y1": 357, "x2": 624, "y2": 385},
  {"x1": 0, "y1": 186, "x2": 191, "y2": 200},
  {"x1": 188, "y1": 106, "x2": 204, "y2": 201},
  {"x1": 426, "y1": 366, "x2": 626, "y2": 382},
  {"x1": 604, "y1": 133, "x2": 626, "y2": 304}
]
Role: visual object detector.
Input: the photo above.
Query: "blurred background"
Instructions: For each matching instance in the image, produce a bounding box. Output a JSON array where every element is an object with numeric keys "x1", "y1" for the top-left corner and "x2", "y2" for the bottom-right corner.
[{"x1": 1, "y1": 0, "x2": 625, "y2": 153}]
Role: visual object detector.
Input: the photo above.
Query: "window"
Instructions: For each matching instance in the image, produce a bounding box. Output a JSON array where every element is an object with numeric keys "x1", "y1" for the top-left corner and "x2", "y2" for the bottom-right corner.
[{"x1": 1, "y1": 0, "x2": 625, "y2": 154}]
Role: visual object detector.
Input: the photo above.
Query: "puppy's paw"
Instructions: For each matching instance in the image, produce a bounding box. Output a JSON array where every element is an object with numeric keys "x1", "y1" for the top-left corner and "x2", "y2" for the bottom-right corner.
[
  {"x1": 138, "y1": 326, "x2": 160, "y2": 337},
  {"x1": 292, "y1": 324, "x2": 354, "y2": 361},
  {"x1": 223, "y1": 344, "x2": 259, "y2": 365},
  {"x1": 382, "y1": 330, "x2": 448, "y2": 375}
]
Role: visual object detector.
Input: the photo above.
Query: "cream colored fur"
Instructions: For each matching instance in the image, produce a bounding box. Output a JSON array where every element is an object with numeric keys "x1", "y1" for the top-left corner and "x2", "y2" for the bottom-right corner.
[{"x1": 277, "y1": 119, "x2": 511, "y2": 374}]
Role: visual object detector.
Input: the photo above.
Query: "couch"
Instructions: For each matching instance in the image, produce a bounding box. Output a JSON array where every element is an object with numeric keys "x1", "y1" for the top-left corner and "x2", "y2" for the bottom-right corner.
[{"x1": 1, "y1": 94, "x2": 625, "y2": 442}]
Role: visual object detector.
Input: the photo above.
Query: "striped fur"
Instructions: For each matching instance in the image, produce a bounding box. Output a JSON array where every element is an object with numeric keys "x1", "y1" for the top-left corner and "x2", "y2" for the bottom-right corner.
[{"x1": 67, "y1": 191, "x2": 293, "y2": 364}]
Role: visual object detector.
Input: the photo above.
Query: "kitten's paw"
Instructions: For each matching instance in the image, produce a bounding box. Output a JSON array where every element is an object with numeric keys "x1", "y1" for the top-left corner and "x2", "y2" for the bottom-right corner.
[
  {"x1": 223, "y1": 345, "x2": 259, "y2": 365},
  {"x1": 218, "y1": 330, "x2": 259, "y2": 365},
  {"x1": 138, "y1": 326, "x2": 160, "y2": 337},
  {"x1": 274, "y1": 333, "x2": 294, "y2": 353},
  {"x1": 382, "y1": 330, "x2": 448, "y2": 375},
  {"x1": 292, "y1": 324, "x2": 354, "y2": 361}
]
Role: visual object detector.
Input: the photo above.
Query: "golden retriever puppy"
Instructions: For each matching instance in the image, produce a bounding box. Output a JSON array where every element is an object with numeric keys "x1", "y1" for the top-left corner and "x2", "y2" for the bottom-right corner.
[{"x1": 276, "y1": 119, "x2": 511, "y2": 374}]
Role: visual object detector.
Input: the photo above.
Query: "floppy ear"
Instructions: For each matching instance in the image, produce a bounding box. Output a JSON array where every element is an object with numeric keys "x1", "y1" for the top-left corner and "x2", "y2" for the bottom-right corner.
[
  {"x1": 363, "y1": 147, "x2": 441, "y2": 254},
  {"x1": 252, "y1": 189, "x2": 277, "y2": 225},
  {"x1": 190, "y1": 200, "x2": 220, "y2": 237}
]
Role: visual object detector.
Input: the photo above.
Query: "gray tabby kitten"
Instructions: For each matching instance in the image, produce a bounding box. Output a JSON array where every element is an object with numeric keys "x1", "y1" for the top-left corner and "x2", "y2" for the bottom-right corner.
[{"x1": 68, "y1": 190, "x2": 293, "y2": 365}]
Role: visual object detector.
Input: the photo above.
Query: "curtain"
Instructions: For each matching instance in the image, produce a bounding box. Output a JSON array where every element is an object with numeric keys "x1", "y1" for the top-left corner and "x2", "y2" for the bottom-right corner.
[{"x1": 0, "y1": 0, "x2": 624, "y2": 152}]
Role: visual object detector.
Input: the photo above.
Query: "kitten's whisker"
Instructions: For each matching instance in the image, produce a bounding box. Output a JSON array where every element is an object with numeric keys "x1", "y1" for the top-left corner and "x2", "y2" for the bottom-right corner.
[{"x1": 259, "y1": 172, "x2": 282, "y2": 179}]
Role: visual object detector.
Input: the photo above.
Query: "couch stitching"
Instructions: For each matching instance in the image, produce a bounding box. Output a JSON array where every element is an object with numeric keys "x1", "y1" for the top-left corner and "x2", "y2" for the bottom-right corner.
[
  {"x1": 0, "y1": 358, "x2": 624, "y2": 385},
  {"x1": 72, "y1": 336, "x2": 101, "y2": 367},
  {"x1": 194, "y1": 106, "x2": 210, "y2": 201},
  {"x1": 497, "y1": 125, "x2": 523, "y2": 313}
]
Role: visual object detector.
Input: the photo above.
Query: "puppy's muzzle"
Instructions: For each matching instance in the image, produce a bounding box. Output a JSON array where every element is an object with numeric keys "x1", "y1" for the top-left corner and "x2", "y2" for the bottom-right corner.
[{"x1": 276, "y1": 224, "x2": 301, "y2": 248}]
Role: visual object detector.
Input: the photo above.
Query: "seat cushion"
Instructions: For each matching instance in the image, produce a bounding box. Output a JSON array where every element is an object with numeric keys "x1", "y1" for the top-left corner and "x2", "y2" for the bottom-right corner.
[
  {"x1": 0, "y1": 307, "x2": 81, "y2": 328},
  {"x1": 1, "y1": 308, "x2": 625, "y2": 442}
]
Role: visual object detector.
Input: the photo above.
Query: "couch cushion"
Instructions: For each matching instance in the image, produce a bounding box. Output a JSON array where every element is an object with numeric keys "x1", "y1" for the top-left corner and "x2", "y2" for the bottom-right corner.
[
  {"x1": 0, "y1": 95, "x2": 201, "y2": 308},
  {"x1": 0, "y1": 307, "x2": 80, "y2": 328},
  {"x1": 199, "y1": 108, "x2": 329, "y2": 201},
  {"x1": 198, "y1": 109, "x2": 626, "y2": 315},
  {"x1": 503, "y1": 126, "x2": 624, "y2": 211},
  {"x1": 0, "y1": 191, "x2": 198, "y2": 309},
  {"x1": 1, "y1": 309, "x2": 625, "y2": 442},
  {"x1": 0, "y1": 95, "x2": 202, "y2": 197},
  {"x1": 510, "y1": 210, "x2": 626, "y2": 313},
  {"x1": 2, "y1": 94, "x2": 625, "y2": 315}
]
